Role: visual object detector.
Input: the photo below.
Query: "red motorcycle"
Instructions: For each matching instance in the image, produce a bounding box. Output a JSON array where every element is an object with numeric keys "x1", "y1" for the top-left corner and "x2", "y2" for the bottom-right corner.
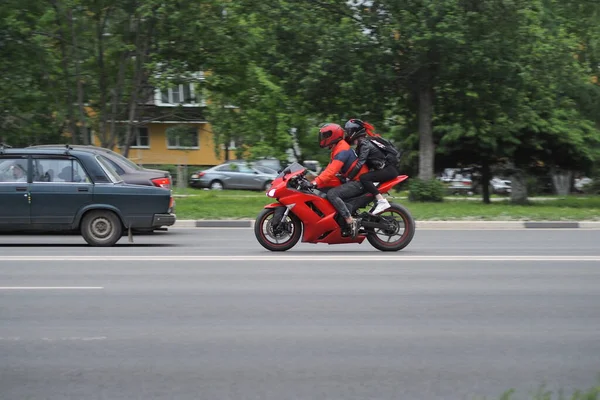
[{"x1": 254, "y1": 162, "x2": 415, "y2": 251}]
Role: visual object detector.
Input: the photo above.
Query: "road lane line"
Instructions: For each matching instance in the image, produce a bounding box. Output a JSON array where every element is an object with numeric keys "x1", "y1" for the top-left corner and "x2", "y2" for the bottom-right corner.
[
  {"x1": 0, "y1": 256, "x2": 599, "y2": 262},
  {"x1": 0, "y1": 287, "x2": 104, "y2": 290}
]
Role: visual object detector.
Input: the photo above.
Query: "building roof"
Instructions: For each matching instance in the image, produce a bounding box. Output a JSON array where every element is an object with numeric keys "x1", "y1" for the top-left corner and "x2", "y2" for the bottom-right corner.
[{"x1": 110, "y1": 105, "x2": 206, "y2": 125}]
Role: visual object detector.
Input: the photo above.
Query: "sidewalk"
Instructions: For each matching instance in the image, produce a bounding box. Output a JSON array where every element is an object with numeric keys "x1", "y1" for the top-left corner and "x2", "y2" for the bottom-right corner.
[{"x1": 172, "y1": 219, "x2": 600, "y2": 229}]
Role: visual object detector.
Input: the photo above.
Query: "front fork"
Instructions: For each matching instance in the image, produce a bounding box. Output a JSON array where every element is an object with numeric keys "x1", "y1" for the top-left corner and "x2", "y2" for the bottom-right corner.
[{"x1": 270, "y1": 204, "x2": 294, "y2": 231}]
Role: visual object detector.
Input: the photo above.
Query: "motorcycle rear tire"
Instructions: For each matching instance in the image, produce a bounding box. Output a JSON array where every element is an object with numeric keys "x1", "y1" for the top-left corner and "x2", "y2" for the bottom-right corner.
[{"x1": 366, "y1": 203, "x2": 415, "y2": 252}]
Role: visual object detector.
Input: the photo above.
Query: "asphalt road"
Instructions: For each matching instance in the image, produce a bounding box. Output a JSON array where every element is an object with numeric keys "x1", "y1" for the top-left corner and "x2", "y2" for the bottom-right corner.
[{"x1": 1, "y1": 228, "x2": 600, "y2": 400}]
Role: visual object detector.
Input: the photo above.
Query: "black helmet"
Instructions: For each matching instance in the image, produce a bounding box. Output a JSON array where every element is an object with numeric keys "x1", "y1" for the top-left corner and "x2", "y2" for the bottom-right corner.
[{"x1": 344, "y1": 119, "x2": 367, "y2": 142}]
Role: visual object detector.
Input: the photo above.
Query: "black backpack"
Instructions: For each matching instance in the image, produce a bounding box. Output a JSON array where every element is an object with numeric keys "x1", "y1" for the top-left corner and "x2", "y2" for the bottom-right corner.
[{"x1": 368, "y1": 137, "x2": 402, "y2": 167}]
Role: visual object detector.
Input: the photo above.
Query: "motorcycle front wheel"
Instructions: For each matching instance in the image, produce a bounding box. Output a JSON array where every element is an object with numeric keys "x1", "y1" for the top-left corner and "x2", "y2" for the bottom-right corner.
[
  {"x1": 366, "y1": 203, "x2": 416, "y2": 252},
  {"x1": 254, "y1": 208, "x2": 302, "y2": 251}
]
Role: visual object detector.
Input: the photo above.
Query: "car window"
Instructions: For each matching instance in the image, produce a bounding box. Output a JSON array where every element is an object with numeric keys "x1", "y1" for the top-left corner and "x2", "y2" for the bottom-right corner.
[
  {"x1": 33, "y1": 158, "x2": 91, "y2": 183},
  {"x1": 236, "y1": 164, "x2": 255, "y2": 173},
  {"x1": 96, "y1": 156, "x2": 123, "y2": 183},
  {"x1": 214, "y1": 165, "x2": 232, "y2": 171},
  {"x1": 104, "y1": 150, "x2": 143, "y2": 171},
  {"x1": 99, "y1": 155, "x2": 126, "y2": 175},
  {"x1": 254, "y1": 166, "x2": 277, "y2": 175},
  {"x1": 0, "y1": 157, "x2": 28, "y2": 183}
]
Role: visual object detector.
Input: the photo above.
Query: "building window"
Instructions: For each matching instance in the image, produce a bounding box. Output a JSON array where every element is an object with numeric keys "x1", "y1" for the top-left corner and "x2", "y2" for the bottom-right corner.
[
  {"x1": 131, "y1": 127, "x2": 149, "y2": 148},
  {"x1": 118, "y1": 127, "x2": 150, "y2": 148},
  {"x1": 158, "y1": 83, "x2": 199, "y2": 105},
  {"x1": 167, "y1": 127, "x2": 199, "y2": 149},
  {"x1": 221, "y1": 139, "x2": 237, "y2": 150}
]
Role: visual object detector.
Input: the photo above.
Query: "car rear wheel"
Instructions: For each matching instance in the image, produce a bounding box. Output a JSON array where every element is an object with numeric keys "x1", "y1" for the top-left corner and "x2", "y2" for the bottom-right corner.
[
  {"x1": 81, "y1": 210, "x2": 123, "y2": 247},
  {"x1": 263, "y1": 180, "x2": 273, "y2": 191},
  {"x1": 210, "y1": 180, "x2": 224, "y2": 190}
]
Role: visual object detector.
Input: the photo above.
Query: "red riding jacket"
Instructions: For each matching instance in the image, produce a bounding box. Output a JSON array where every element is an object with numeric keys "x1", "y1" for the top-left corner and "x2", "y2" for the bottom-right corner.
[{"x1": 313, "y1": 140, "x2": 369, "y2": 189}]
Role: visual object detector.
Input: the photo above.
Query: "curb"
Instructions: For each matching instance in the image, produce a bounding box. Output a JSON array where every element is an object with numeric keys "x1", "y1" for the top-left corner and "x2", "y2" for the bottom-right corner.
[{"x1": 172, "y1": 219, "x2": 600, "y2": 230}]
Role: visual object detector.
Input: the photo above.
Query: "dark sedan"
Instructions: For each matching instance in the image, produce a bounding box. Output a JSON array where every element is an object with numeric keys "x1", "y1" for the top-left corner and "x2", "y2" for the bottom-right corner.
[
  {"x1": 28, "y1": 145, "x2": 172, "y2": 189},
  {"x1": 0, "y1": 146, "x2": 175, "y2": 246}
]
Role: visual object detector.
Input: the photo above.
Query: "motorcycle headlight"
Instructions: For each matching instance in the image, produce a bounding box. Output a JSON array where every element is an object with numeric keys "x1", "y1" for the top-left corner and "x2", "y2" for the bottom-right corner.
[{"x1": 267, "y1": 188, "x2": 276, "y2": 198}]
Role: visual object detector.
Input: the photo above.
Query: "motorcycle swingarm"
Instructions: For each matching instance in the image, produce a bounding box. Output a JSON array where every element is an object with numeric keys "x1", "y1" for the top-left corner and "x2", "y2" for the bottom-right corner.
[{"x1": 361, "y1": 219, "x2": 394, "y2": 230}]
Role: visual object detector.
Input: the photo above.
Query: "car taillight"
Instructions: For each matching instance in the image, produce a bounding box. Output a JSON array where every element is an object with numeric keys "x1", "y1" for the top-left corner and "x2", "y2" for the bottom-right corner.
[{"x1": 152, "y1": 177, "x2": 171, "y2": 189}]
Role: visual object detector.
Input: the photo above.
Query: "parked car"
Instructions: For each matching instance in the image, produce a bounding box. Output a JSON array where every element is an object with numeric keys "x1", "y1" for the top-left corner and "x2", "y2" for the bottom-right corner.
[
  {"x1": 574, "y1": 177, "x2": 593, "y2": 193},
  {"x1": 28, "y1": 145, "x2": 172, "y2": 189},
  {"x1": 438, "y1": 168, "x2": 474, "y2": 195},
  {"x1": 302, "y1": 160, "x2": 322, "y2": 174},
  {"x1": 0, "y1": 146, "x2": 175, "y2": 246},
  {"x1": 253, "y1": 165, "x2": 279, "y2": 175},
  {"x1": 253, "y1": 158, "x2": 283, "y2": 172},
  {"x1": 490, "y1": 177, "x2": 511, "y2": 194},
  {"x1": 189, "y1": 162, "x2": 277, "y2": 190},
  {"x1": 225, "y1": 158, "x2": 284, "y2": 172}
]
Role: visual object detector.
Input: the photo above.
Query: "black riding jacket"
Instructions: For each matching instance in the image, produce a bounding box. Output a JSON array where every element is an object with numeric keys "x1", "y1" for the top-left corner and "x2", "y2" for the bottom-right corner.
[{"x1": 346, "y1": 137, "x2": 387, "y2": 181}]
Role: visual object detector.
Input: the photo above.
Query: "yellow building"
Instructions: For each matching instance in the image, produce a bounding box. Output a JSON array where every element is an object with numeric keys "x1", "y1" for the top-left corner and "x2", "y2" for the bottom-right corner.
[{"x1": 93, "y1": 73, "x2": 236, "y2": 167}]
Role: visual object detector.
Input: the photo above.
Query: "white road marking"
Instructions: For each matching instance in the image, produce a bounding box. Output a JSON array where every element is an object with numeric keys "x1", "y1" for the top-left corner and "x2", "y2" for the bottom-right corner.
[
  {"x1": 0, "y1": 256, "x2": 599, "y2": 262},
  {"x1": 0, "y1": 287, "x2": 104, "y2": 290},
  {"x1": 0, "y1": 336, "x2": 107, "y2": 341},
  {"x1": 41, "y1": 336, "x2": 107, "y2": 341}
]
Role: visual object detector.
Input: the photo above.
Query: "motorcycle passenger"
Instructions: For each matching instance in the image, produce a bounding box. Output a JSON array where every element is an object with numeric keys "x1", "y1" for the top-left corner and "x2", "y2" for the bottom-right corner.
[
  {"x1": 344, "y1": 119, "x2": 399, "y2": 215},
  {"x1": 308, "y1": 123, "x2": 369, "y2": 237}
]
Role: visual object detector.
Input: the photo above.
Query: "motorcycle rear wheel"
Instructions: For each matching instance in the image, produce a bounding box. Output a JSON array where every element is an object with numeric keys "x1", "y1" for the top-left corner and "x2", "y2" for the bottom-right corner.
[
  {"x1": 366, "y1": 203, "x2": 415, "y2": 251},
  {"x1": 254, "y1": 208, "x2": 302, "y2": 251}
]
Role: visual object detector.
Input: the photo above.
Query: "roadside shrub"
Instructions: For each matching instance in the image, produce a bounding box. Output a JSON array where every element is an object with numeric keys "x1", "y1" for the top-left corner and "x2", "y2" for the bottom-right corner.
[
  {"x1": 582, "y1": 178, "x2": 600, "y2": 195},
  {"x1": 526, "y1": 175, "x2": 554, "y2": 196},
  {"x1": 408, "y1": 178, "x2": 445, "y2": 202}
]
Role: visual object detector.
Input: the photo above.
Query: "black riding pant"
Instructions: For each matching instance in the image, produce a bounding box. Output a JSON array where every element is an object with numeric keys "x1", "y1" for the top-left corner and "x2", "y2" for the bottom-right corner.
[
  {"x1": 359, "y1": 165, "x2": 398, "y2": 196},
  {"x1": 325, "y1": 181, "x2": 365, "y2": 219}
]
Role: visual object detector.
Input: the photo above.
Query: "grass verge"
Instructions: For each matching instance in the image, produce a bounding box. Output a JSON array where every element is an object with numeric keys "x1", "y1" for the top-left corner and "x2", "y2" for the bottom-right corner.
[{"x1": 171, "y1": 189, "x2": 600, "y2": 221}]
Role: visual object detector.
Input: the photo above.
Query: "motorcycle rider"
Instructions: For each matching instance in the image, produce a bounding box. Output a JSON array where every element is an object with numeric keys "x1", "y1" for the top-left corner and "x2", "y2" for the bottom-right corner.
[
  {"x1": 308, "y1": 123, "x2": 369, "y2": 238},
  {"x1": 344, "y1": 119, "x2": 399, "y2": 215}
]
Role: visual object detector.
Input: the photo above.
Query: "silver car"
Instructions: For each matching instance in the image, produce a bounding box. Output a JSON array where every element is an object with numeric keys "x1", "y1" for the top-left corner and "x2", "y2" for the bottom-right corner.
[{"x1": 189, "y1": 162, "x2": 277, "y2": 190}]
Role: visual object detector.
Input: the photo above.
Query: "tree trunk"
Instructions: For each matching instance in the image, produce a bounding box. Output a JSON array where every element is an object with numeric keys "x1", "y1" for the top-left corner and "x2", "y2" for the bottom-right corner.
[
  {"x1": 510, "y1": 169, "x2": 529, "y2": 205},
  {"x1": 551, "y1": 169, "x2": 573, "y2": 196},
  {"x1": 481, "y1": 158, "x2": 491, "y2": 204},
  {"x1": 177, "y1": 164, "x2": 187, "y2": 189},
  {"x1": 106, "y1": 50, "x2": 129, "y2": 149},
  {"x1": 418, "y1": 80, "x2": 435, "y2": 181},
  {"x1": 50, "y1": 0, "x2": 77, "y2": 144},
  {"x1": 69, "y1": 9, "x2": 89, "y2": 145},
  {"x1": 96, "y1": 9, "x2": 112, "y2": 147},
  {"x1": 122, "y1": 16, "x2": 154, "y2": 158}
]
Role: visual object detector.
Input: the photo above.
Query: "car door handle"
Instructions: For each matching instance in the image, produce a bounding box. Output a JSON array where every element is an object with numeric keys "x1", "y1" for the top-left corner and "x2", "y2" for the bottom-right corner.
[
  {"x1": 16, "y1": 187, "x2": 27, "y2": 192},
  {"x1": 77, "y1": 187, "x2": 89, "y2": 192}
]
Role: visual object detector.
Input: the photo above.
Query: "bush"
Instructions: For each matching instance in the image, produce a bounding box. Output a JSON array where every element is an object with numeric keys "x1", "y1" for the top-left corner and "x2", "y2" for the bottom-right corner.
[
  {"x1": 583, "y1": 179, "x2": 600, "y2": 195},
  {"x1": 408, "y1": 178, "x2": 445, "y2": 202},
  {"x1": 526, "y1": 175, "x2": 554, "y2": 196}
]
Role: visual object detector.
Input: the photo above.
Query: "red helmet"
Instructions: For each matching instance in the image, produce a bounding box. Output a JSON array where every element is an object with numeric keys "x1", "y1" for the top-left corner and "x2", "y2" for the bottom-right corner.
[{"x1": 318, "y1": 123, "x2": 345, "y2": 148}]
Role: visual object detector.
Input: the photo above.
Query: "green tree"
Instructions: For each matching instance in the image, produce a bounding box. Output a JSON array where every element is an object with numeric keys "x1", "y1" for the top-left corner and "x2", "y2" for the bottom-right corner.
[{"x1": 0, "y1": 0, "x2": 65, "y2": 146}]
